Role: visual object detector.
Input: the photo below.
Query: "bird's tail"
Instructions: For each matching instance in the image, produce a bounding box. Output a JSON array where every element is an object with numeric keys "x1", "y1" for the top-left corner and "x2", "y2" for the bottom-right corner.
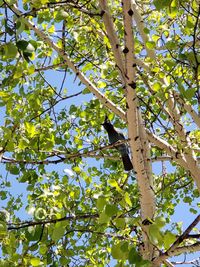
[{"x1": 121, "y1": 154, "x2": 133, "y2": 171}]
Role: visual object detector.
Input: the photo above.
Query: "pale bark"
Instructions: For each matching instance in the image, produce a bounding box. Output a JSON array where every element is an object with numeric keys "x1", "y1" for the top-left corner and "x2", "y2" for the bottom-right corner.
[
  {"x1": 122, "y1": 0, "x2": 155, "y2": 260},
  {"x1": 99, "y1": 0, "x2": 126, "y2": 82}
]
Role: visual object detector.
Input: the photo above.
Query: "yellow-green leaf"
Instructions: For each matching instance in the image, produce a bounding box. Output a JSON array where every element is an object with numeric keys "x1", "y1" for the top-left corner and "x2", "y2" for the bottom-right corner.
[
  {"x1": 25, "y1": 122, "x2": 36, "y2": 137},
  {"x1": 124, "y1": 192, "x2": 132, "y2": 207},
  {"x1": 30, "y1": 258, "x2": 42, "y2": 266}
]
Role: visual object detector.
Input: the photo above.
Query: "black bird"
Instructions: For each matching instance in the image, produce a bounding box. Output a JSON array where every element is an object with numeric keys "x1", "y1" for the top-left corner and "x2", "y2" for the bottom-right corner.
[{"x1": 102, "y1": 117, "x2": 133, "y2": 171}]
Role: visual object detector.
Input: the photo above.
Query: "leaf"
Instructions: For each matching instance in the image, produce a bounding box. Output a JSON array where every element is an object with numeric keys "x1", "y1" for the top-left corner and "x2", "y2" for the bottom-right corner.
[
  {"x1": 96, "y1": 197, "x2": 107, "y2": 211},
  {"x1": 28, "y1": 65, "x2": 35, "y2": 75},
  {"x1": 184, "y1": 88, "x2": 196, "y2": 100},
  {"x1": 114, "y1": 218, "x2": 126, "y2": 228},
  {"x1": 73, "y1": 166, "x2": 81, "y2": 174},
  {"x1": 0, "y1": 221, "x2": 7, "y2": 235},
  {"x1": 30, "y1": 258, "x2": 42, "y2": 266},
  {"x1": 4, "y1": 43, "x2": 18, "y2": 59},
  {"x1": 128, "y1": 247, "x2": 142, "y2": 264},
  {"x1": 163, "y1": 231, "x2": 176, "y2": 249},
  {"x1": 52, "y1": 223, "x2": 66, "y2": 242},
  {"x1": 56, "y1": 10, "x2": 68, "y2": 21},
  {"x1": 111, "y1": 242, "x2": 129, "y2": 260},
  {"x1": 108, "y1": 179, "x2": 123, "y2": 193},
  {"x1": 8, "y1": 165, "x2": 19, "y2": 175},
  {"x1": 48, "y1": 25, "x2": 55, "y2": 34},
  {"x1": 97, "y1": 81, "x2": 107, "y2": 88},
  {"x1": 16, "y1": 19, "x2": 25, "y2": 34},
  {"x1": 124, "y1": 192, "x2": 132, "y2": 207},
  {"x1": 153, "y1": 82, "x2": 161, "y2": 92},
  {"x1": 26, "y1": 226, "x2": 43, "y2": 241},
  {"x1": 98, "y1": 211, "x2": 110, "y2": 224},
  {"x1": 39, "y1": 244, "x2": 48, "y2": 255},
  {"x1": 105, "y1": 204, "x2": 118, "y2": 217},
  {"x1": 154, "y1": 216, "x2": 166, "y2": 228},
  {"x1": 34, "y1": 208, "x2": 47, "y2": 220},
  {"x1": 148, "y1": 224, "x2": 163, "y2": 246},
  {"x1": 146, "y1": 41, "x2": 156, "y2": 49},
  {"x1": 18, "y1": 139, "x2": 29, "y2": 150},
  {"x1": 164, "y1": 58, "x2": 175, "y2": 68},
  {"x1": 153, "y1": 0, "x2": 171, "y2": 10},
  {"x1": 25, "y1": 122, "x2": 37, "y2": 137}
]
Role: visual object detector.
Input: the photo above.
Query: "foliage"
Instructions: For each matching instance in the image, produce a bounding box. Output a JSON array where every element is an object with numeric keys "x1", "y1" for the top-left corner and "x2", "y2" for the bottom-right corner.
[{"x1": 0, "y1": 0, "x2": 199, "y2": 266}]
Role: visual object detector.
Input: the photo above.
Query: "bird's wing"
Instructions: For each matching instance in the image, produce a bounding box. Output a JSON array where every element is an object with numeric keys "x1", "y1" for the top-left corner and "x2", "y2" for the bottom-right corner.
[{"x1": 118, "y1": 132, "x2": 125, "y2": 140}]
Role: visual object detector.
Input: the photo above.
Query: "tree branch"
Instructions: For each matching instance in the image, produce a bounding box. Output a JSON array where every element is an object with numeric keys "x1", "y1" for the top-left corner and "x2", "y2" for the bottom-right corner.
[
  {"x1": 153, "y1": 215, "x2": 200, "y2": 265},
  {"x1": 1, "y1": 140, "x2": 130, "y2": 165},
  {"x1": 99, "y1": 0, "x2": 126, "y2": 82},
  {"x1": 8, "y1": 213, "x2": 99, "y2": 230}
]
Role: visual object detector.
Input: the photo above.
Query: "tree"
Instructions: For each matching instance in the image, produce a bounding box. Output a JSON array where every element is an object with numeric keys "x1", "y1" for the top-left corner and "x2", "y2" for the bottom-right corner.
[{"x1": 0, "y1": 0, "x2": 200, "y2": 266}]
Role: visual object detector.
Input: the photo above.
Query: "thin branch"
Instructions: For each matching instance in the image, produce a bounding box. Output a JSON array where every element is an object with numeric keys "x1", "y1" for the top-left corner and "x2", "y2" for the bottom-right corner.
[
  {"x1": 168, "y1": 242, "x2": 200, "y2": 257},
  {"x1": 167, "y1": 214, "x2": 200, "y2": 253},
  {"x1": 1, "y1": 139, "x2": 130, "y2": 165},
  {"x1": 8, "y1": 213, "x2": 99, "y2": 230},
  {"x1": 147, "y1": 130, "x2": 200, "y2": 193},
  {"x1": 30, "y1": 90, "x2": 83, "y2": 121},
  {"x1": 153, "y1": 215, "x2": 200, "y2": 265},
  {"x1": 174, "y1": 91, "x2": 200, "y2": 128}
]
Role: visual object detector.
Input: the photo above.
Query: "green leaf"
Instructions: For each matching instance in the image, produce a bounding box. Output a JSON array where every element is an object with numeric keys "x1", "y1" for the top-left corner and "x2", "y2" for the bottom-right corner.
[
  {"x1": 153, "y1": 0, "x2": 171, "y2": 10},
  {"x1": 98, "y1": 211, "x2": 110, "y2": 224},
  {"x1": 163, "y1": 231, "x2": 176, "y2": 249},
  {"x1": 73, "y1": 166, "x2": 81, "y2": 174},
  {"x1": 0, "y1": 221, "x2": 7, "y2": 234},
  {"x1": 164, "y1": 58, "x2": 175, "y2": 68},
  {"x1": 105, "y1": 204, "x2": 118, "y2": 217},
  {"x1": 124, "y1": 192, "x2": 132, "y2": 207},
  {"x1": 8, "y1": 165, "x2": 20, "y2": 175},
  {"x1": 183, "y1": 196, "x2": 192, "y2": 204},
  {"x1": 16, "y1": 19, "x2": 25, "y2": 34},
  {"x1": 26, "y1": 226, "x2": 43, "y2": 241},
  {"x1": 39, "y1": 244, "x2": 48, "y2": 255},
  {"x1": 56, "y1": 10, "x2": 68, "y2": 20},
  {"x1": 128, "y1": 247, "x2": 142, "y2": 264},
  {"x1": 184, "y1": 88, "x2": 196, "y2": 100},
  {"x1": 108, "y1": 179, "x2": 123, "y2": 193},
  {"x1": 34, "y1": 208, "x2": 47, "y2": 220},
  {"x1": 149, "y1": 224, "x2": 163, "y2": 246},
  {"x1": 25, "y1": 122, "x2": 37, "y2": 137},
  {"x1": 4, "y1": 43, "x2": 18, "y2": 59},
  {"x1": 111, "y1": 242, "x2": 129, "y2": 260},
  {"x1": 97, "y1": 81, "x2": 107, "y2": 88},
  {"x1": 96, "y1": 197, "x2": 107, "y2": 211},
  {"x1": 52, "y1": 223, "x2": 66, "y2": 242},
  {"x1": 69, "y1": 104, "x2": 77, "y2": 114},
  {"x1": 30, "y1": 258, "x2": 42, "y2": 266},
  {"x1": 155, "y1": 216, "x2": 166, "y2": 228},
  {"x1": 152, "y1": 82, "x2": 161, "y2": 92},
  {"x1": 146, "y1": 41, "x2": 156, "y2": 49},
  {"x1": 189, "y1": 208, "x2": 198, "y2": 214},
  {"x1": 114, "y1": 218, "x2": 126, "y2": 228}
]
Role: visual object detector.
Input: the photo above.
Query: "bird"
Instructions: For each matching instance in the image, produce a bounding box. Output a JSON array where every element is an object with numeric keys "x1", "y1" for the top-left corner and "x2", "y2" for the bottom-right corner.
[{"x1": 102, "y1": 116, "x2": 133, "y2": 171}]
